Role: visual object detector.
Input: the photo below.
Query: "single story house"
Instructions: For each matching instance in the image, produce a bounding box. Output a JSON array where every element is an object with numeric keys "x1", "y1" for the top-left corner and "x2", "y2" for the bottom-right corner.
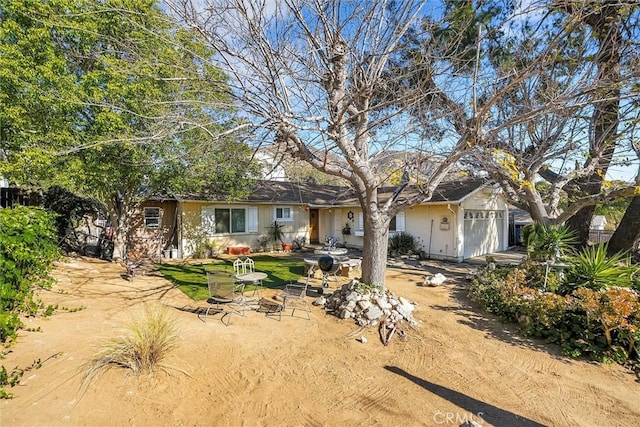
[{"x1": 131, "y1": 178, "x2": 509, "y2": 262}]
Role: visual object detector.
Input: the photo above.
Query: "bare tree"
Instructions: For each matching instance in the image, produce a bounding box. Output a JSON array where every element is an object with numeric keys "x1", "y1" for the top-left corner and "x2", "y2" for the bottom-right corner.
[
  {"x1": 166, "y1": 0, "x2": 640, "y2": 286},
  {"x1": 168, "y1": 0, "x2": 482, "y2": 287},
  {"x1": 465, "y1": 0, "x2": 640, "y2": 230}
]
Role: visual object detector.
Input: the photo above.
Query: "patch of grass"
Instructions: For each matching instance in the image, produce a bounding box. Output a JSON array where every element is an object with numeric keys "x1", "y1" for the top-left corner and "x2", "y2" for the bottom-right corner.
[
  {"x1": 156, "y1": 256, "x2": 305, "y2": 301},
  {"x1": 84, "y1": 307, "x2": 179, "y2": 380}
]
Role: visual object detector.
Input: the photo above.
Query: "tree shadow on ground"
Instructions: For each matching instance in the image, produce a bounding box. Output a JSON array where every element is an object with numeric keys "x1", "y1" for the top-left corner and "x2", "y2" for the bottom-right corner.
[
  {"x1": 387, "y1": 257, "x2": 574, "y2": 362},
  {"x1": 384, "y1": 366, "x2": 544, "y2": 427},
  {"x1": 433, "y1": 279, "x2": 574, "y2": 363}
]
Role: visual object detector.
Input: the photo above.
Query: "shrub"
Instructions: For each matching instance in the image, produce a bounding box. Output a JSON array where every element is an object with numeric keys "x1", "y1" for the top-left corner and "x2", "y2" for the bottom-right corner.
[
  {"x1": 292, "y1": 236, "x2": 306, "y2": 251},
  {"x1": 561, "y1": 244, "x2": 638, "y2": 295},
  {"x1": 522, "y1": 223, "x2": 576, "y2": 261},
  {"x1": 0, "y1": 206, "x2": 60, "y2": 342},
  {"x1": 469, "y1": 267, "x2": 526, "y2": 320},
  {"x1": 84, "y1": 307, "x2": 179, "y2": 379},
  {"x1": 388, "y1": 232, "x2": 417, "y2": 257},
  {"x1": 256, "y1": 234, "x2": 270, "y2": 251},
  {"x1": 570, "y1": 287, "x2": 640, "y2": 363},
  {"x1": 469, "y1": 263, "x2": 640, "y2": 365}
]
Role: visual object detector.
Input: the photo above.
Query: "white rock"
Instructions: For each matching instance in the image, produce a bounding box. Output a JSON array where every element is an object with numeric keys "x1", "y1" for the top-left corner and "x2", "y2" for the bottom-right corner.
[
  {"x1": 396, "y1": 303, "x2": 414, "y2": 320},
  {"x1": 358, "y1": 336, "x2": 367, "y2": 344},
  {"x1": 345, "y1": 291, "x2": 359, "y2": 302},
  {"x1": 313, "y1": 296, "x2": 326, "y2": 306},
  {"x1": 431, "y1": 273, "x2": 446, "y2": 285},
  {"x1": 375, "y1": 297, "x2": 392, "y2": 310},
  {"x1": 365, "y1": 305, "x2": 383, "y2": 320},
  {"x1": 357, "y1": 300, "x2": 372, "y2": 310}
]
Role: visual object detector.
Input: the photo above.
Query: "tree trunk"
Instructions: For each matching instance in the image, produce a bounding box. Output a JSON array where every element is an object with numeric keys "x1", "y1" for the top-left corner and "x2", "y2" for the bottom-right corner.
[
  {"x1": 361, "y1": 214, "x2": 390, "y2": 289},
  {"x1": 566, "y1": 204, "x2": 596, "y2": 247},
  {"x1": 106, "y1": 194, "x2": 128, "y2": 260},
  {"x1": 607, "y1": 195, "x2": 640, "y2": 254},
  {"x1": 111, "y1": 222, "x2": 127, "y2": 260},
  {"x1": 565, "y1": 5, "x2": 622, "y2": 246}
]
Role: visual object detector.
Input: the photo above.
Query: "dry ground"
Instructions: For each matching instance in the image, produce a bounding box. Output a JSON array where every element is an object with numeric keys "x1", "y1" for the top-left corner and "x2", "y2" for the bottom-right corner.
[{"x1": 1, "y1": 255, "x2": 639, "y2": 427}]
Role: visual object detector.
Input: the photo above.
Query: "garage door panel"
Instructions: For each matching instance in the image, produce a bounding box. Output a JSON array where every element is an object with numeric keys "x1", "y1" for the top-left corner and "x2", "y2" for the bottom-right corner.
[{"x1": 464, "y1": 210, "x2": 504, "y2": 259}]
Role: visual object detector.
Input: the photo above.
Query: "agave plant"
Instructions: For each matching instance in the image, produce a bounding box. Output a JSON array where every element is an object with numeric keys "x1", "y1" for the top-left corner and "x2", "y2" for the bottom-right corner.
[{"x1": 561, "y1": 243, "x2": 639, "y2": 294}]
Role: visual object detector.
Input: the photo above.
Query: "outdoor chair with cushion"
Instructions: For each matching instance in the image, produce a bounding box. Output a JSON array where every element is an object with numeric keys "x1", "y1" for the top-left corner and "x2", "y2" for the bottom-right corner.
[{"x1": 200, "y1": 270, "x2": 247, "y2": 326}]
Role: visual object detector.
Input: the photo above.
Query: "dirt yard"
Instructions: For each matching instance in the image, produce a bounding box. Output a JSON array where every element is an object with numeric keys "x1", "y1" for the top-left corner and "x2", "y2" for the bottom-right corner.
[{"x1": 1, "y1": 255, "x2": 639, "y2": 426}]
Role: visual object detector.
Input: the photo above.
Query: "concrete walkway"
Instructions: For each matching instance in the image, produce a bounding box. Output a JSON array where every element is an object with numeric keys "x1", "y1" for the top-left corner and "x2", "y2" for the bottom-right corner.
[{"x1": 465, "y1": 247, "x2": 527, "y2": 266}]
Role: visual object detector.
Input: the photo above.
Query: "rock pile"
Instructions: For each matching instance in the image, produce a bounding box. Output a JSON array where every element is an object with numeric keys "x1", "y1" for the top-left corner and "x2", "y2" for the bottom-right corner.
[{"x1": 316, "y1": 279, "x2": 417, "y2": 329}]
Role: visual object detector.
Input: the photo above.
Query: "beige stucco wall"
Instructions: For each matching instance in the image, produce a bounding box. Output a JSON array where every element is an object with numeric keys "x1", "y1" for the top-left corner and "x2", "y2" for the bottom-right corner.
[
  {"x1": 179, "y1": 201, "x2": 311, "y2": 257},
  {"x1": 128, "y1": 200, "x2": 177, "y2": 257},
  {"x1": 322, "y1": 205, "x2": 460, "y2": 260},
  {"x1": 174, "y1": 186, "x2": 508, "y2": 260},
  {"x1": 405, "y1": 204, "x2": 460, "y2": 260},
  {"x1": 318, "y1": 187, "x2": 509, "y2": 261},
  {"x1": 461, "y1": 187, "x2": 507, "y2": 211}
]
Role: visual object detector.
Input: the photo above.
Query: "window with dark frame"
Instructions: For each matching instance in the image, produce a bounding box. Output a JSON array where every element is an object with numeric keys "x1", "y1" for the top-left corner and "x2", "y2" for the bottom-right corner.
[
  {"x1": 275, "y1": 206, "x2": 293, "y2": 221},
  {"x1": 144, "y1": 207, "x2": 161, "y2": 229},
  {"x1": 214, "y1": 208, "x2": 246, "y2": 234}
]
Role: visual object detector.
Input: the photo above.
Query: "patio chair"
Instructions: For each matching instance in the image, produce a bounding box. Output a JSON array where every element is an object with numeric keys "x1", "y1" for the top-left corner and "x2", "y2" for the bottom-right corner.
[
  {"x1": 304, "y1": 258, "x2": 319, "y2": 285},
  {"x1": 279, "y1": 281, "x2": 311, "y2": 320},
  {"x1": 199, "y1": 271, "x2": 247, "y2": 326},
  {"x1": 233, "y1": 257, "x2": 263, "y2": 297}
]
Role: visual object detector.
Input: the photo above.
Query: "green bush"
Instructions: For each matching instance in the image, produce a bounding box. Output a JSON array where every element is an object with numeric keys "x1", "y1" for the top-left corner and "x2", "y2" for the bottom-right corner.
[
  {"x1": 562, "y1": 244, "x2": 638, "y2": 295},
  {"x1": 388, "y1": 232, "x2": 417, "y2": 257},
  {"x1": 522, "y1": 223, "x2": 576, "y2": 261},
  {"x1": 469, "y1": 262, "x2": 640, "y2": 365},
  {"x1": 0, "y1": 206, "x2": 60, "y2": 343}
]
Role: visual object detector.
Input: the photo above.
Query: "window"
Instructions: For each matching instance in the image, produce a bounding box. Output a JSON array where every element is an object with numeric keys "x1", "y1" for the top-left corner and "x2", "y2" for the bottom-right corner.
[
  {"x1": 275, "y1": 206, "x2": 293, "y2": 221},
  {"x1": 214, "y1": 208, "x2": 246, "y2": 233},
  {"x1": 202, "y1": 206, "x2": 249, "y2": 235},
  {"x1": 356, "y1": 212, "x2": 364, "y2": 236},
  {"x1": 389, "y1": 212, "x2": 405, "y2": 233},
  {"x1": 144, "y1": 207, "x2": 161, "y2": 229}
]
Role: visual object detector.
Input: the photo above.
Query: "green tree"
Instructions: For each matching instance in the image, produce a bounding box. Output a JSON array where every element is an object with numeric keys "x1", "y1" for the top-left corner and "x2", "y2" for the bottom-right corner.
[
  {"x1": 429, "y1": 1, "x2": 640, "y2": 233},
  {"x1": 0, "y1": 0, "x2": 259, "y2": 258}
]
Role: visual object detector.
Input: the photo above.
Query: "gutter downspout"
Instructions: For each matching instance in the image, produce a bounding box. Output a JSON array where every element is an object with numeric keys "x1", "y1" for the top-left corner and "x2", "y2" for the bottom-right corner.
[{"x1": 448, "y1": 203, "x2": 458, "y2": 261}]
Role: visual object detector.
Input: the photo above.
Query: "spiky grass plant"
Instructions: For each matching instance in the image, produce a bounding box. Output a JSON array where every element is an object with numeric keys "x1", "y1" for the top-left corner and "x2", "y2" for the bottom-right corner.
[{"x1": 85, "y1": 306, "x2": 179, "y2": 379}]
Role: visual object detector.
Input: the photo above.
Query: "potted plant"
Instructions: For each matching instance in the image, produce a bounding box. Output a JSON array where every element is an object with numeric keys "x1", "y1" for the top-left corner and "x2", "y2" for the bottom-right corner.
[
  {"x1": 342, "y1": 223, "x2": 351, "y2": 235},
  {"x1": 268, "y1": 221, "x2": 289, "y2": 250}
]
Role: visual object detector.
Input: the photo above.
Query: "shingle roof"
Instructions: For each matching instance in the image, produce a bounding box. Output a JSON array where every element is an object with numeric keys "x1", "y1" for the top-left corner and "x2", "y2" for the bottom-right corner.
[
  {"x1": 382, "y1": 177, "x2": 490, "y2": 203},
  {"x1": 172, "y1": 178, "x2": 490, "y2": 206}
]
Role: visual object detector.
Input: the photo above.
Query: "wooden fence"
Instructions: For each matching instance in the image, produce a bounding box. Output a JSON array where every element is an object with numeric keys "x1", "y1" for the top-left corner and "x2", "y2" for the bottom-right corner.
[{"x1": 589, "y1": 229, "x2": 614, "y2": 244}]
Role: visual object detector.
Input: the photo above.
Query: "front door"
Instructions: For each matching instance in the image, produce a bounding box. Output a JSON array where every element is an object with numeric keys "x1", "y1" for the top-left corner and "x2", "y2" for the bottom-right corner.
[{"x1": 309, "y1": 209, "x2": 319, "y2": 244}]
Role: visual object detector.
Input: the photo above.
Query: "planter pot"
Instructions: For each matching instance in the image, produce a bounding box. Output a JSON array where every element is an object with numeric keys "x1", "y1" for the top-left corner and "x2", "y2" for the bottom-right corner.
[
  {"x1": 281, "y1": 242, "x2": 293, "y2": 251},
  {"x1": 227, "y1": 246, "x2": 251, "y2": 256}
]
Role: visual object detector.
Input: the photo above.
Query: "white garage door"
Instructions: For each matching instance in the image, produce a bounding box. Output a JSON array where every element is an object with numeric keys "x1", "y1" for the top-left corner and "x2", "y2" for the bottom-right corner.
[{"x1": 463, "y1": 210, "x2": 505, "y2": 259}]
